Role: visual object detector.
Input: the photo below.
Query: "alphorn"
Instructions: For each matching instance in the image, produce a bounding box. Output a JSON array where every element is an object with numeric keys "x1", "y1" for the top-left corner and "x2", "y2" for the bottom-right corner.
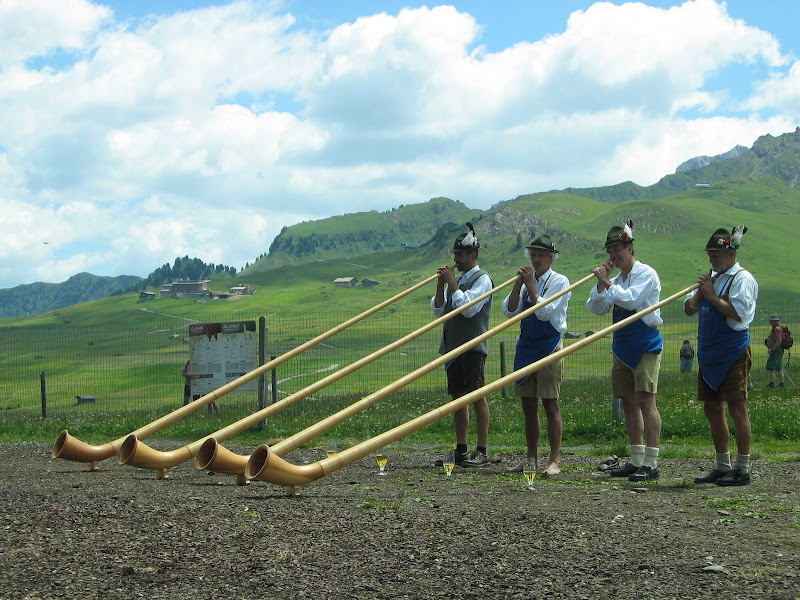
[
  {"x1": 117, "y1": 274, "x2": 522, "y2": 477},
  {"x1": 245, "y1": 282, "x2": 700, "y2": 493},
  {"x1": 197, "y1": 272, "x2": 597, "y2": 479},
  {"x1": 52, "y1": 272, "x2": 439, "y2": 468}
]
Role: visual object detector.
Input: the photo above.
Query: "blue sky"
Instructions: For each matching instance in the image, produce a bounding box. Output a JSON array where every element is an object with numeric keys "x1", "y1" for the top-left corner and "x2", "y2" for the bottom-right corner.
[{"x1": 1, "y1": 0, "x2": 799, "y2": 289}]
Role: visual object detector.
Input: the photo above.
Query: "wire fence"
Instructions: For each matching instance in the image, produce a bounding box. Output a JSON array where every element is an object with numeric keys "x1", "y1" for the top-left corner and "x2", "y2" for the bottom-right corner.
[{"x1": 1, "y1": 296, "x2": 797, "y2": 443}]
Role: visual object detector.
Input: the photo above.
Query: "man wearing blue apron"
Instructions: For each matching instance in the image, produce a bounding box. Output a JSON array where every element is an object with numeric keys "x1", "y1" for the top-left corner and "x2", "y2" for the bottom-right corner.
[
  {"x1": 587, "y1": 221, "x2": 663, "y2": 482},
  {"x1": 684, "y1": 227, "x2": 758, "y2": 486},
  {"x1": 502, "y1": 234, "x2": 571, "y2": 476},
  {"x1": 431, "y1": 223, "x2": 495, "y2": 467}
]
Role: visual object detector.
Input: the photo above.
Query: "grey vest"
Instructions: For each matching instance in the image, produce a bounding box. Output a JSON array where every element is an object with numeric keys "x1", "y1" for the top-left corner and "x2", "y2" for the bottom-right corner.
[{"x1": 438, "y1": 269, "x2": 493, "y2": 356}]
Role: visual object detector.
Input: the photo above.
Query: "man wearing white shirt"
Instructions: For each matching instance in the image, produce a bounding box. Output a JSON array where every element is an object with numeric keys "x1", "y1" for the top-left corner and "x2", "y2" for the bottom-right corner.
[
  {"x1": 432, "y1": 223, "x2": 494, "y2": 467},
  {"x1": 587, "y1": 221, "x2": 663, "y2": 482},
  {"x1": 684, "y1": 227, "x2": 758, "y2": 486},
  {"x1": 502, "y1": 234, "x2": 571, "y2": 476}
]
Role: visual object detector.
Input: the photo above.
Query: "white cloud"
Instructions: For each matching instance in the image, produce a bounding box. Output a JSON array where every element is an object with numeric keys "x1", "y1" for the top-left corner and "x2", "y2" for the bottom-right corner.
[
  {"x1": 0, "y1": 0, "x2": 110, "y2": 66},
  {"x1": 0, "y1": 0, "x2": 798, "y2": 289}
]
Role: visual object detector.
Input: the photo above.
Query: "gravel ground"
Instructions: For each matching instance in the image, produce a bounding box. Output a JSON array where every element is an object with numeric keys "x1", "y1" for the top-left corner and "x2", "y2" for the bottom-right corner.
[{"x1": 1, "y1": 442, "x2": 799, "y2": 600}]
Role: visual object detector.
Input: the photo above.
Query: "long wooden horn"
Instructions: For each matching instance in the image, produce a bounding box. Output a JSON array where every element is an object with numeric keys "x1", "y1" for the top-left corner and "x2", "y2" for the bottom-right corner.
[
  {"x1": 52, "y1": 273, "x2": 439, "y2": 467},
  {"x1": 121, "y1": 274, "x2": 522, "y2": 474},
  {"x1": 246, "y1": 282, "x2": 700, "y2": 491},
  {"x1": 199, "y1": 272, "x2": 597, "y2": 478}
]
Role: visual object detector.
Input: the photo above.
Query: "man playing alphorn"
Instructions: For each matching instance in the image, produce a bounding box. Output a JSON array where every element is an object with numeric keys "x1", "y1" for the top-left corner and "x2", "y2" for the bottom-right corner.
[
  {"x1": 587, "y1": 221, "x2": 663, "y2": 482},
  {"x1": 684, "y1": 227, "x2": 758, "y2": 486},
  {"x1": 502, "y1": 234, "x2": 571, "y2": 476}
]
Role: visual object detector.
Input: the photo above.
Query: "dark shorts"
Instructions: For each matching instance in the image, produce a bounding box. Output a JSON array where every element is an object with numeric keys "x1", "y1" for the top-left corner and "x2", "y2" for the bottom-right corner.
[
  {"x1": 446, "y1": 351, "x2": 486, "y2": 397},
  {"x1": 766, "y1": 347, "x2": 784, "y2": 371},
  {"x1": 698, "y1": 346, "x2": 751, "y2": 403}
]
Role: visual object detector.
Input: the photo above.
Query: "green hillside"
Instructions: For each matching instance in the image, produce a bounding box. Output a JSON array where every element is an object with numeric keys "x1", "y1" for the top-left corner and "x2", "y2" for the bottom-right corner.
[
  {"x1": 0, "y1": 273, "x2": 142, "y2": 319},
  {"x1": 3, "y1": 173, "x2": 794, "y2": 332},
  {"x1": 251, "y1": 196, "x2": 481, "y2": 270}
]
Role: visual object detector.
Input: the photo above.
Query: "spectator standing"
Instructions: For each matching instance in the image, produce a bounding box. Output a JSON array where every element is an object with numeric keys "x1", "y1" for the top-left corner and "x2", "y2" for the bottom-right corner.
[
  {"x1": 679, "y1": 340, "x2": 695, "y2": 373},
  {"x1": 765, "y1": 314, "x2": 786, "y2": 388}
]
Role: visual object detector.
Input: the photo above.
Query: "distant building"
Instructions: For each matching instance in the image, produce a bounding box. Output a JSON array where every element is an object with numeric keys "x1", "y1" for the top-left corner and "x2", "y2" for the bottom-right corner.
[
  {"x1": 138, "y1": 291, "x2": 156, "y2": 301},
  {"x1": 695, "y1": 183, "x2": 711, "y2": 189},
  {"x1": 230, "y1": 285, "x2": 253, "y2": 295},
  {"x1": 333, "y1": 277, "x2": 358, "y2": 288},
  {"x1": 361, "y1": 278, "x2": 380, "y2": 288},
  {"x1": 401, "y1": 243, "x2": 421, "y2": 249},
  {"x1": 160, "y1": 280, "x2": 211, "y2": 298}
]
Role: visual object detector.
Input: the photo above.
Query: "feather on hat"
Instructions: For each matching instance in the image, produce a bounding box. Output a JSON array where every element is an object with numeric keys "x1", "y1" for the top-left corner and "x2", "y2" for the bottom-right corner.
[
  {"x1": 453, "y1": 222, "x2": 480, "y2": 251},
  {"x1": 603, "y1": 219, "x2": 634, "y2": 249},
  {"x1": 705, "y1": 226, "x2": 747, "y2": 250}
]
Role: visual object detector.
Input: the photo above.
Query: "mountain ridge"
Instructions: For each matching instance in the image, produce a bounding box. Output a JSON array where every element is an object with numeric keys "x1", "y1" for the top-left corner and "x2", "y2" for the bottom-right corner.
[{"x1": 3, "y1": 127, "x2": 800, "y2": 318}]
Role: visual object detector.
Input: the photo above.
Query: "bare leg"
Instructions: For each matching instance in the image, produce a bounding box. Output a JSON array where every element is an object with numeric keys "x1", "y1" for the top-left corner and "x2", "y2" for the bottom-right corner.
[
  {"x1": 521, "y1": 397, "x2": 540, "y2": 466},
  {"x1": 542, "y1": 397, "x2": 562, "y2": 475},
  {"x1": 620, "y1": 395, "x2": 644, "y2": 445},
  {"x1": 473, "y1": 397, "x2": 490, "y2": 449},
  {"x1": 636, "y1": 391, "x2": 661, "y2": 448},
  {"x1": 703, "y1": 400, "x2": 730, "y2": 453},
  {"x1": 453, "y1": 404, "x2": 469, "y2": 446},
  {"x1": 727, "y1": 399, "x2": 751, "y2": 455}
]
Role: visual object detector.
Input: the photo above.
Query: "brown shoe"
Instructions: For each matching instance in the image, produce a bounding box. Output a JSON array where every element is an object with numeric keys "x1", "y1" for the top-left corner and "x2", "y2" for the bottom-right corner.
[
  {"x1": 506, "y1": 462, "x2": 523, "y2": 473},
  {"x1": 462, "y1": 452, "x2": 490, "y2": 467}
]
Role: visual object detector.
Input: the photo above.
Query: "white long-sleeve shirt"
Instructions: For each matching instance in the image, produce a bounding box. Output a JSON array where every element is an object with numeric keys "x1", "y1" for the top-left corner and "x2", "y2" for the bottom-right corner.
[
  {"x1": 586, "y1": 260, "x2": 663, "y2": 327},
  {"x1": 431, "y1": 265, "x2": 493, "y2": 319},
  {"x1": 683, "y1": 262, "x2": 758, "y2": 330},
  {"x1": 501, "y1": 268, "x2": 571, "y2": 334}
]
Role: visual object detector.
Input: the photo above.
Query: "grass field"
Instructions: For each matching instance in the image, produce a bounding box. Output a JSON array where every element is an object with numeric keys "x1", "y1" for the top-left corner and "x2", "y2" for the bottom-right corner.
[{"x1": 2, "y1": 286, "x2": 798, "y2": 459}]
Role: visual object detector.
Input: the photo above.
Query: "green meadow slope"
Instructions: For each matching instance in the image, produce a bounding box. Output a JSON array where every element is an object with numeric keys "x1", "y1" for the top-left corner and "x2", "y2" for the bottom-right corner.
[{"x1": 1, "y1": 174, "x2": 798, "y2": 329}]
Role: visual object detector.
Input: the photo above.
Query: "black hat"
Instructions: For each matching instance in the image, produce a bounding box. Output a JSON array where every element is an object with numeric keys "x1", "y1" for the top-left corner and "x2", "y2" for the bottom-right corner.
[
  {"x1": 604, "y1": 220, "x2": 633, "y2": 249},
  {"x1": 705, "y1": 226, "x2": 747, "y2": 251},
  {"x1": 453, "y1": 222, "x2": 480, "y2": 251},
  {"x1": 526, "y1": 234, "x2": 558, "y2": 254},
  {"x1": 769, "y1": 314, "x2": 780, "y2": 322}
]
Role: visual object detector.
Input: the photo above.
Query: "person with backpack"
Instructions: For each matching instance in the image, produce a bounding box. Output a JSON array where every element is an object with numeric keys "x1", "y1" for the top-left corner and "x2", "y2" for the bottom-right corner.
[
  {"x1": 766, "y1": 314, "x2": 786, "y2": 388},
  {"x1": 679, "y1": 339, "x2": 695, "y2": 373},
  {"x1": 684, "y1": 226, "x2": 758, "y2": 486}
]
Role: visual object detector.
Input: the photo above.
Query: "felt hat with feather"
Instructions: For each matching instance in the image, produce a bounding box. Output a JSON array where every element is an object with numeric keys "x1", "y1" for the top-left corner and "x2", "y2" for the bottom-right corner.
[{"x1": 453, "y1": 222, "x2": 480, "y2": 251}]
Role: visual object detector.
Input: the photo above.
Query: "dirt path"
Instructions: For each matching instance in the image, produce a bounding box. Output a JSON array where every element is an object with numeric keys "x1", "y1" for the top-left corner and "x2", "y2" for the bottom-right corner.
[{"x1": 1, "y1": 443, "x2": 798, "y2": 600}]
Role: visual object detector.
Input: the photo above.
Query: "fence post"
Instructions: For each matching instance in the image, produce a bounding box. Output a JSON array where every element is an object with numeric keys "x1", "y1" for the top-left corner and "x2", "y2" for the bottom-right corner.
[
  {"x1": 40, "y1": 371, "x2": 47, "y2": 419},
  {"x1": 499, "y1": 341, "x2": 507, "y2": 398},
  {"x1": 612, "y1": 397, "x2": 622, "y2": 423},
  {"x1": 257, "y1": 317, "x2": 267, "y2": 431},
  {"x1": 271, "y1": 356, "x2": 278, "y2": 405}
]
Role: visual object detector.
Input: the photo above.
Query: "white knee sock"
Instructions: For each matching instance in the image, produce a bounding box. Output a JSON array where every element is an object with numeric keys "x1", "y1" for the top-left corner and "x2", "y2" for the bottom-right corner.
[
  {"x1": 716, "y1": 452, "x2": 732, "y2": 472},
  {"x1": 735, "y1": 454, "x2": 750, "y2": 474},
  {"x1": 630, "y1": 444, "x2": 645, "y2": 467},
  {"x1": 642, "y1": 446, "x2": 659, "y2": 469}
]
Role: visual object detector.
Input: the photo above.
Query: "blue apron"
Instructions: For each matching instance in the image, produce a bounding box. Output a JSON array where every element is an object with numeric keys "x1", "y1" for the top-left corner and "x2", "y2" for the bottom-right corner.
[
  {"x1": 697, "y1": 277, "x2": 750, "y2": 391},
  {"x1": 612, "y1": 305, "x2": 663, "y2": 370},
  {"x1": 514, "y1": 294, "x2": 561, "y2": 384}
]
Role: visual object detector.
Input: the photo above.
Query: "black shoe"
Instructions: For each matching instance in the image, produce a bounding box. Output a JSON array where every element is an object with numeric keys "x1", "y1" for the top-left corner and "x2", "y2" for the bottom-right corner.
[
  {"x1": 693, "y1": 468, "x2": 729, "y2": 484},
  {"x1": 608, "y1": 462, "x2": 639, "y2": 477},
  {"x1": 715, "y1": 468, "x2": 750, "y2": 486},
  {"x1": 768, "y1": 382, "x2": 774, "y2": 389},
  {"x1": 779, "y1": 382, "x2": 785, "y2": 388},
  {"x1": 434, "y1": 450, "x2": 468, "y2": 467},
  {"x1": 628, "y1": 465, "x2": 659, "y2": 482}
]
